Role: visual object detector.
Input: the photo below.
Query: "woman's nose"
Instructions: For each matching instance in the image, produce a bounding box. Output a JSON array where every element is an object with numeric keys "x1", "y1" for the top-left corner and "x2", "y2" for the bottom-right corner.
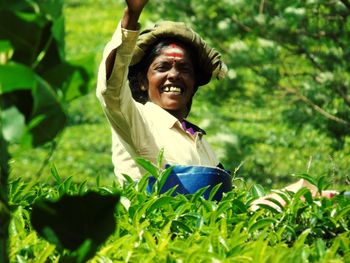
[{"x1": 167, "y1": 66, "x2": 180, "y2": 80}]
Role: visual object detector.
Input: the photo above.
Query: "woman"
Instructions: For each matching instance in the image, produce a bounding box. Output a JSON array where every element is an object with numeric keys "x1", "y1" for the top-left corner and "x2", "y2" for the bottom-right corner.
[{"x1": 97, "y1": 0, "x2": 337, "y2": 204}]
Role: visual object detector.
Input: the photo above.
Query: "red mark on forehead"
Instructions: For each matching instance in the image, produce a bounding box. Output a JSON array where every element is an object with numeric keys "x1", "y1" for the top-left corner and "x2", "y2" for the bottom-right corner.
[{"x1": 162, "y1": 43, "x2": 185, "y2": 58}]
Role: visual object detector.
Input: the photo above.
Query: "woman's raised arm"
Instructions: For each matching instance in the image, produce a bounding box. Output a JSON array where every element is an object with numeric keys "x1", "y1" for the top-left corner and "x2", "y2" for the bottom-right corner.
[
  {"x1": 105, "y1": 0, "x2": 148, "y2": 78},
  {"x1": 122, "y1": 0, "x2": 149, "y2": 30}
]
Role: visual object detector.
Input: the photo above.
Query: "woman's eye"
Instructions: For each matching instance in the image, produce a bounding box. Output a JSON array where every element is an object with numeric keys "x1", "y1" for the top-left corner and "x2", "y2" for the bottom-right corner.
[
  {"x1": 179, "y1": 66, "x2": 193, "y2": 73},
  {"x1": 155, "y1": 64, "x2": 170, "y2": 71}
]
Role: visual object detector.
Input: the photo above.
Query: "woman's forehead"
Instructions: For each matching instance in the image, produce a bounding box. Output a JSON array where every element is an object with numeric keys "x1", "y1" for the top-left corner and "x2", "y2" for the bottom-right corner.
[{"x1": 161, "y1": 43, "x2": 186, "y2": 58}]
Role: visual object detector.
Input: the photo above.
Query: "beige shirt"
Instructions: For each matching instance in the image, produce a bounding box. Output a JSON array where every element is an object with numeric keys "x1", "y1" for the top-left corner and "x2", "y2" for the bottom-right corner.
[{"x1": 96, "y1": 22, "x2": 218, "y2": 182}]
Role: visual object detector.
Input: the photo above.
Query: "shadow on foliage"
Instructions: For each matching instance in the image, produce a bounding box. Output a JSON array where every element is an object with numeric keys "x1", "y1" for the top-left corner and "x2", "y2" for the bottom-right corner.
[{"x1": 31, "y1": 191, "x2": 120, "y2": 263}]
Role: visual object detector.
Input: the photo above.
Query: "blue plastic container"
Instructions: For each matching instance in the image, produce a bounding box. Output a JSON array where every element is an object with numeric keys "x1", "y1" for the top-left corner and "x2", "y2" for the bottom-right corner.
[{"x1": 146, "y1": 165, "x2": 232, "y2": 201}]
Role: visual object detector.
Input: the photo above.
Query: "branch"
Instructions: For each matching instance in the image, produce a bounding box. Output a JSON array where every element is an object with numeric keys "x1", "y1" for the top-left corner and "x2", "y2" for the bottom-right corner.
[
  {"x1": 334, "y1": 84, "x2": 350, "y2": 107},
  {"x1": 279, "y1": 84, "x2": 350, "y2": 126},
  {"x1": 35, "y1": 136, "x2": 60, "y2": 178},
  {"x1": 296, "y1": 44, "x2": 325, "y2": 71},
  {"x1": 259, "y1": 0, "x2": 265, "y2": 14},
  {"x1": 230, "y1": 15, "x2": 252, "y2": 33}
]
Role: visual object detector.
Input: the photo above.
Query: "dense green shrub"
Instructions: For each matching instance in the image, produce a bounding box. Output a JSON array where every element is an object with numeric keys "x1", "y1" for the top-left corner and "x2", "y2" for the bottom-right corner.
[{"x1": 8, "y1": 167, "x2": 350, "y2": 262}]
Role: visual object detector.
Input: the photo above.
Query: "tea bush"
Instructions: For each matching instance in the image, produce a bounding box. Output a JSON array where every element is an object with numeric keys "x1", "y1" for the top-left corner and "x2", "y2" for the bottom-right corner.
[
  {"x1": 4, "y1": 0, "x2": 350, "y2": 261},
  {"x1": 8, "y1": 166, "x2": 350, "y2": 262}
]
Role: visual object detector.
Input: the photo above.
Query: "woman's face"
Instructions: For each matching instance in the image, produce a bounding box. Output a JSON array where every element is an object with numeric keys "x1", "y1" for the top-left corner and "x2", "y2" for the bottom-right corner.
[{"x1": 146, "y1": 43, "x2": 196, "y2": 120}]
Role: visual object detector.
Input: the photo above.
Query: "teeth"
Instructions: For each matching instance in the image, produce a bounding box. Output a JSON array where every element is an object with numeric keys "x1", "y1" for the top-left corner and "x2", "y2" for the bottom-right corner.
[
  {"x1": 163, "y1": 86, "x2": 182, "y2": 93},
  {"x1": 170, "y1": 87, "x2": 181, "y2": 92}
]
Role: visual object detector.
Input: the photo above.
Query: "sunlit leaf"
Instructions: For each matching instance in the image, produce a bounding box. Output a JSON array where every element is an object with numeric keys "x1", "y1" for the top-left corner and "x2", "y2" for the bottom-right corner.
[
  {"x1": 251, "y1": 184, "x2": 266, "y2": 198},
  {"x1": 147, "y1": 196, "x2": 173, "y2": 213},
  {"x1": 0, "y1": 63, "x2": 35, "y2": 94},
  {"x1": 1, "y1": 106, "x2": 25, "y2": 142},
  {"x1": 292, "y1": 174, "x2": 317, "y2": 186},
  {"x1": 135, "y1": 157, "x2": 159, "y2": 177},
  {"x1": 249, "y1": 218, "x2": 278, "y2": 232},
  {"x1": 157, "y1": 166, "x2": 173, "y2": 193}
]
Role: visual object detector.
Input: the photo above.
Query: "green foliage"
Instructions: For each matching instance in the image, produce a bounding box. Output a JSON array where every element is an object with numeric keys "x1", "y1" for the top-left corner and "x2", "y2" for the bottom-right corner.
[
  {"x1": 149, "y1": 0, "x2": 350, "y2": 131},
  {"x1": 0, "y1": 1, "x2": 91, "y2": 261},
  {"x1": 7, "y1": 164, "x2": 350, "y2": 262},
  {"x1": 5, "y1": 0, "x2": 350, "y2": 261},
  {"x1": 0, "y1": 0, "x2": 89, "y2": 147}
]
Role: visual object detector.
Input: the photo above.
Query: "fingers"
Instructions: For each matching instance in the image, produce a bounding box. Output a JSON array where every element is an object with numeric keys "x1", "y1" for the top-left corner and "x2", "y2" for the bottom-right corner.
[
  {"x1": 122, "y1": 0, "x2": 148, "y2": 30},
  {"x1": 319, "y1": 190, "x2": 338, "y2": 198},
  {"x1": 249, "y1": 189, "x2": 339, "y2": 212}
]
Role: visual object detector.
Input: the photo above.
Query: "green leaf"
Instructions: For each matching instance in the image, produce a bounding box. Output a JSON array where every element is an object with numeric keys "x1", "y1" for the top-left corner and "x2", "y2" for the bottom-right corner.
[
  {"x1": 271, "y1": 190, "x2": 291, "y2": 206},
  {"x1": 231, "y1": 199, "x2": 247, "y2": 213},
  {"x1": 122, "y1": 173, "x2": 134, "y2": 184},
  {"x1": 251, "y1": 184, "x2": 266, "y2": 198},
  {"x1": 156, "y1": 148, "x2": 164, "y2": 168},
  {"x1": 292, "y1": 173, "x2": 317, "y2": 186},
  {"x1": 157, "y1": 166, "x2": 173, "y2": 194},
  {"x1": 28, "y1": 76, "x2": 66, "y2": 146},
  {"x1": 317, "y1": 175, "x2": 331, "y2": 193},
  {"x1": 255, "y1": 203, "x2": 281, "y2": 214},
  {"x1": 208, "y1": 183, "x2": 222, "y2": 201},
  {"x1": 0, "y1": 40, "x2": 13, "y2": 61},
  {"x1": 1, "y1": 106, "x2": 25, "y2": 142},
  {"x1": 78, "y1": 180, "x2": 88, "y2": 196},
  {"x1": 136, "y1": 173, "x2": 151, "y2": 193},
  {"x1": 216, "y1": 200, "x2": 231, "y2": 215},
  {"x1": 50, "y1": 164, "x2": 61, "y2": 184},
  {"x1": 58, "y1": 176, "x2": 72, "y2": 196},
  {"x1": 190, "y1": 186, "x2": 210, "y2": 202},
  {"x1": 0, "y1": 63, "x2": 35, "y2": 94},
  {"x1": 334, "y1": 204, "x2": 350, "y2": 222},
  {"x1": 171, "y1": 220, "x2": 193, "y2": 234},
  {"x1": 135, "y1": 157, "x2": 159, "y2": 177},
  {"x1": 294, "y1": 228, "x2": 311, "y2": 249},
  {"x1": 293, "y1": 187, "x2": 312, "y2": 205},
  {"x1": 37, "y1": 0, "x2": 64, "y2": 20},
  {"x1": 0, "y1": 10, "x2": 43, "y2": 65},
  {"x1": 265, "y1": 197, "x2": 284, "y2": 211},
  {"x1": 249, "y1": 218, "x2": 278, "y2": 232},
  {"x1": 41, "y1": 62, "x2": 89, "y2": 101},
  {"x1": 147, "y1": 196, "x2": 173, "y2": 213}
]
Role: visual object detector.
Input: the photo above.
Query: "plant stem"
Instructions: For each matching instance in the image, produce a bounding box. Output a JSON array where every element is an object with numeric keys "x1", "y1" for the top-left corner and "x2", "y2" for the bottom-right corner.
[{"x1": 0, "y1": 132, "x2": 10, "y2": 263}]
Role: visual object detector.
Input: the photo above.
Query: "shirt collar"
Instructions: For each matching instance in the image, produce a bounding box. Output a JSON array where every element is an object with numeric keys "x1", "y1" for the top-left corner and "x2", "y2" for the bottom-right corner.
[
  {"x1": 145, "y1": 102, "x2": 178, "y2": 129},
  {"x1": 181, "y1": 119, "x2": 206, "y2": 135},
  {"x1": 145, "y1": 102, "x2": 206, "y2": 135}
]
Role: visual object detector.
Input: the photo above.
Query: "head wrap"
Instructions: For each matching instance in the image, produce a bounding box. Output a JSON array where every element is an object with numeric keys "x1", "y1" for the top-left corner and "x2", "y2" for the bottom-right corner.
[{"x1": 130, "y1": 21, "x2": 227, "y2": 86}]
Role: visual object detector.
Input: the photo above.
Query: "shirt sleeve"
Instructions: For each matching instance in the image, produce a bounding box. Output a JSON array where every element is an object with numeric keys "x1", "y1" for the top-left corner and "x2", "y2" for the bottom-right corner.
[{"x1": 96, "y1": 22, "x2": 143, "y2": 148}]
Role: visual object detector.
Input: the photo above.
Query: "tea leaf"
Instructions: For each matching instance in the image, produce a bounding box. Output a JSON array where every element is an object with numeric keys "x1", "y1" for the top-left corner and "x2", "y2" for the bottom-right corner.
[
  {"x1": 251, "y1": 184, "x2": 266, "y2": 198},
  {"x1": 135, "y1": 158, "x2": 159, "y2": 178},
  {"x1": 292, "y1": 174, "x2": 317, "y2": 186}
]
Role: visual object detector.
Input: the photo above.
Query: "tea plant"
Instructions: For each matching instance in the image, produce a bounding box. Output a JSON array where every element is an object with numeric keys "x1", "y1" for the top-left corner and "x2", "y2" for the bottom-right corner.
[{"x1": 7, "y1": 162, "x2": 350, "y2": 262}]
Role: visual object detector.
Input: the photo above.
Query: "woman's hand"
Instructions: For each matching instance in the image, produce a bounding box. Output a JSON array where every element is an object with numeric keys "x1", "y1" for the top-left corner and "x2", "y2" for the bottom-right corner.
[
  {"x1": 250, "y1": 179, "x2": 338, "y2": 211},
  {"x1": 125, "y1": 0, "x2": 149, "y2": 14},
  {"x1": 122, "y1": 0, "x2": 149, "y2": 30}
]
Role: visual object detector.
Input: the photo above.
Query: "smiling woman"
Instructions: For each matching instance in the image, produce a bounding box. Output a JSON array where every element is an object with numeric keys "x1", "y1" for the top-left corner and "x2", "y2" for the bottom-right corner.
[
  {"x1": 95, "y1": 0, "x2": 338, "y2": 203},
  {"x1": 96, "y1": 0, "x2": 227, "y2": 187}
]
